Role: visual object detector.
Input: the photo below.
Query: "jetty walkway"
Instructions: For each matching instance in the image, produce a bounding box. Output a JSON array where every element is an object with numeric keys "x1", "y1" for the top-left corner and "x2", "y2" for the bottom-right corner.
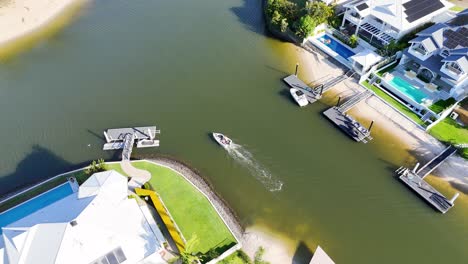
[
  {"x1": 416, "y1": 146, "x2": 457, "y2": 178},
  {"x1": 103, "y1": 126, "x2": 160, "y2": 188}
]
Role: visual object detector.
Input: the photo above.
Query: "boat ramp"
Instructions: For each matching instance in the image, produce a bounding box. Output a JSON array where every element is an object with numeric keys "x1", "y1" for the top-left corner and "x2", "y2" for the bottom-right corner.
[{"x1": 396, "y1": 145, "x2": 459, "y2": 214}]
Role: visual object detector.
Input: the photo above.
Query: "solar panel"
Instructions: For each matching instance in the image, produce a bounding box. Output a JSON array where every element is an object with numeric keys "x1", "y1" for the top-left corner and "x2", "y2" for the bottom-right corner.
[
  {"x1": 443, "y1": 29, "x2": 468, "y2": 49},
  {"x1": 356, "y1": 3, "x2": 368, "y2": 11},
  {"x1": 404, "y1": 0, "x2": 444, "y2": 23}
]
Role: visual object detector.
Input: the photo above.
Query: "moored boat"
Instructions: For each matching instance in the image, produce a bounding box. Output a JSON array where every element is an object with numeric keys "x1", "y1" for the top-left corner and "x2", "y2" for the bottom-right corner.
[{"x1": 290, "y1": 88, "x2": 308, "y2": 107}]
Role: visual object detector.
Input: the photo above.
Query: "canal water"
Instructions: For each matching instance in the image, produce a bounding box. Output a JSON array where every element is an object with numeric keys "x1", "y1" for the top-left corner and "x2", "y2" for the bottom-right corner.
[{"x1": 0, "y1": 0, "x2": 466, "y2": 263}]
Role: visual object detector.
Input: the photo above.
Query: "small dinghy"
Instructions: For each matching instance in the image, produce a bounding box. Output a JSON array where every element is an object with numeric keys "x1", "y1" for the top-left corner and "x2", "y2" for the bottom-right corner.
[
  {"x1": 290, "y1": 88, "x2": 308, "y2": 107},
  {"x1": 212, "y1": 133, "x2": 232, "y2": 149}
]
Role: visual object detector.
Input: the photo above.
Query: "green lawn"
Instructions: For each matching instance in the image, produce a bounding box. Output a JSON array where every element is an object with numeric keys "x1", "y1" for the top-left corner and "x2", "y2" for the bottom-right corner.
[
  {"x1": 105, "y1": 163, "x2": 129, "y2": 177},
  {"x1": 450, "y1": 5, "x2": 465, "y2": 12},
  {"x1": 361, "y1": 81, "x2": 426, "y2": 126},
  {"x1": 219, "y1": 250, "x2": 251, "y2": 264},
  {"x1": 429, "y1": 98, "x2": 456, "y2": 114},
  {"x1": 429, "y1": 118, "x2": 468, "y2": 159},
  {"x1": 131, "y1": 161, "x2": 237, "y2": 254}
]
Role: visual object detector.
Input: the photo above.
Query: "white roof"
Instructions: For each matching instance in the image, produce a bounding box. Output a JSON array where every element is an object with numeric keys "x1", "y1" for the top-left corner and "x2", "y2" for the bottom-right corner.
[
  {"x1": 310, "y1": 246, "x2": 335, "y2": 264},
  {"x1": 1, "y1": 170, "x2": 165, "y2": 264},
  {"x1": 350, "y1": 49, "x2": 383, "y2": 68},
  {"x1": 347, "y1": 0, "x2": 452, "y2": 32}
]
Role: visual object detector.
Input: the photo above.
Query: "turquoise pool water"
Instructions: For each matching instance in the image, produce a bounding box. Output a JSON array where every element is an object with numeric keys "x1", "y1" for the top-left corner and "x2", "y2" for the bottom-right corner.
[
  {"x1": 318, "y1": 34, "x2": 355, "y2": 59},
  {"x1": 388, "y1": 77, "x2": 427, "y2": 103},
  {"x1": 0, "y1": 183, "x2": 73, "y2": 234}
]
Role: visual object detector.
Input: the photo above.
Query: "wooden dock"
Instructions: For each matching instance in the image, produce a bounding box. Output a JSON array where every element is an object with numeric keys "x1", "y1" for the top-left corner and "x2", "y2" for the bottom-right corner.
[
  {"x1": 103, "y1": 126, "x2": 160, "y2": 159},
  {"x1": 283, "y1": 75, "x2": 320, "y2": 103},
  {"x1": 395, "y1": 146, "x2": 460, "y2": 213},
  {"x1": 323, "y1": 106, "x2": 373, "y2": 143},
  {"x1": 397, "y1": 168, "x2": 455, "y2": 213}
]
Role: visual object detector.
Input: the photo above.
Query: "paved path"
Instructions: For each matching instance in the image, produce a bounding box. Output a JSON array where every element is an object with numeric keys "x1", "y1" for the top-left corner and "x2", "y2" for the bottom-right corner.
[{"x1": 121, "y1": 160, "x2": 151, "y2": 188}]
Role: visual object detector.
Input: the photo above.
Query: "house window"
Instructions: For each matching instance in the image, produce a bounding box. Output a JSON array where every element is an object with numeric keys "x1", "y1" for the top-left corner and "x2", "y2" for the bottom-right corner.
[
  {"x1": 412, "y1": 43, "x2": 426, "y2": 55},
  {"x1": 440, "y1": 49, "x2": 450, "y2": 58},
  {"x1": 446, "y1": 62, "x2": 463, "y2": 75}
]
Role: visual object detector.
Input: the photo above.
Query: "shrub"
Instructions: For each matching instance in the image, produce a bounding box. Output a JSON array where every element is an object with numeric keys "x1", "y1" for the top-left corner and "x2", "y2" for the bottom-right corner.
[
  {"x1": 348, "y1": 34, "x2": 358, "y2": 48},
  {"x1": 85, "y1": 158, "x2": 107, "y2": 175},
  {"x1": 254, "y1": 247, "x2": 269, "y2": 264},
  {"x1": 280, "y1": 18, "x2": 288, "y2": 32}
]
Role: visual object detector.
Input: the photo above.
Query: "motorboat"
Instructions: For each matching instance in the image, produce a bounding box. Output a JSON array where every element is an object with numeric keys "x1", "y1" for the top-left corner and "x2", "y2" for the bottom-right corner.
[
  {"x1": 212, "y1": 133, "x2": 232, "y2": 148},
  {"x1": 290, "y1": 88, "x2": 308, "y2": 107}
]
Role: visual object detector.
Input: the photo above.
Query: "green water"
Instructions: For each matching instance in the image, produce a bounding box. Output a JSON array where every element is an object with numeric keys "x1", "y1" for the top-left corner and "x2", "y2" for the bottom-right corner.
[{"x1": 0, "y1": 0, "x2": 467, "y2": 263}]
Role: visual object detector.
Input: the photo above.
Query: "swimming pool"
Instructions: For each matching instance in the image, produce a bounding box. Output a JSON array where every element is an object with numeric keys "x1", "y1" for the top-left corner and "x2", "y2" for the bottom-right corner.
[
  {"x1": 388, "y1": 77, "x2": 427, "y2": 103},
  {"x1": 317, "y1": 34, "x2": 355, "y2": 59},
  {"x1": 0, "y1": 183, "x2": 73, "y2": 234}
]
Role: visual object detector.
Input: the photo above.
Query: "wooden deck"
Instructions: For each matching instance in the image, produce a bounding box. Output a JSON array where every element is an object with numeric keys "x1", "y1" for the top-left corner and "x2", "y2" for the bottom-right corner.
[
  {"x1": 323, "y1": 107, "x2": 373, "y2": 143},
  {"x1": 105, "y1": 126, "x2": 158, "y2": 142},
  {"x1": 283, "y1": 75, "x2": 320, "y2": 103},
  {"x1": 399, "y1": 170, "x2": 453, "y2": 214}
]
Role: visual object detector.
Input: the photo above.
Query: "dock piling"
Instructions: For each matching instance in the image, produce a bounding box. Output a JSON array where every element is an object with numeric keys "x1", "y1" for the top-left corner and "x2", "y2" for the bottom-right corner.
[
  {"x1": 336, "y1": 96, "x2": 341, "y2": 107},
  {"x1": 319, "y1": 84, "x2": 324, "y2": 96},
  {"x1": 295, "y1": 63, "x2": 299, "y2": 76},
  {"x1": 368, "y1": 120, "x2": 374, "y2": 132}
]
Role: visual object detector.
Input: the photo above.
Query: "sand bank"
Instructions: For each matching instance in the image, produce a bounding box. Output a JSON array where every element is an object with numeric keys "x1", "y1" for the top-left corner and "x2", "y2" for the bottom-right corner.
[{"x1": 0, "y1": 0, "x2": 85, "y2": 57}]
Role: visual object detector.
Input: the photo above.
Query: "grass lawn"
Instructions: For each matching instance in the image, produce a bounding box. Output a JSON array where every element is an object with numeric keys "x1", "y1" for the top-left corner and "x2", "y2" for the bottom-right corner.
[
  {"x1": 0, "y1": 169, "x2": 87, "y2": 213},
  {"x1": 131, "y1": 161, "x2": 237, "y2": 254},
  {"x1": 429, "y1": 98, "x2": 456, "y2": 114},
  {"x1": 362, "y1": 81, "x2": 426, "y2": 126},
  {"x1": 450, "y1": 5, "x2": 465, "y2": 12},
  {"x1": 105, "y1": 163, "x2": 129, "y2": 177},
  {"x1": 219, "y1": 250, "x2": 252, "y2": 264},
  {"x1": 429, "y1": 118, "x2": 468, "y2": 159}
]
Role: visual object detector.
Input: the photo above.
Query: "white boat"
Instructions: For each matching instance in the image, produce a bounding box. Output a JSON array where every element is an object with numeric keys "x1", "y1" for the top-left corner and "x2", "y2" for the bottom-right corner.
[
  {"x1": 290, "y1": 88, "x2": 308, "y2": 107},
  {"x1": 212, "y1": 133, "x2": 232, "y2": 148}
]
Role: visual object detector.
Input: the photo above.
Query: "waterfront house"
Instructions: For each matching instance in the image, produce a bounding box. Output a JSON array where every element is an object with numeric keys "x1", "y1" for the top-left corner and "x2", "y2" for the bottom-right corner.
[
  {"x1": 398, "y1": 9, "x2": 468, "y2": 100},
  {"x1": 0, "y1": 171, "x2": 167, "y2": 264},
  {"x1": 340, "y1": 0, "x2": 453, "y2": 47}
]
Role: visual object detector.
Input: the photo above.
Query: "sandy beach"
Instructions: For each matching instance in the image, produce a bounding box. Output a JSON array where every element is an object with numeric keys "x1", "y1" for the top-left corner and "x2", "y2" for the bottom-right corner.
[
  {"x1": 295, "y1": 44, "x2": 468, "y2": 195},
  {"x1": 0, "y1": 0, "x2": 85, "y2": 57}
]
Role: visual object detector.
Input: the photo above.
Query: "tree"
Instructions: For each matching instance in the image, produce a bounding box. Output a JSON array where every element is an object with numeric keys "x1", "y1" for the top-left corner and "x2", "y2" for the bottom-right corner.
[
  {"x1": 280, "y1": 18, "x2": 288, "y2": 32},
  {"x1": 294, "y1": 15, "x2": 316, "y2": 38},
  {"x1": 180, "y1": 234, "x2": 200, "y2": 264},
  {"x1": 305, "y1": 1, "x2": 335, "y2": 25},
  {"x1": 271, "y1": 10, "x2": 282, "y2": 26}
]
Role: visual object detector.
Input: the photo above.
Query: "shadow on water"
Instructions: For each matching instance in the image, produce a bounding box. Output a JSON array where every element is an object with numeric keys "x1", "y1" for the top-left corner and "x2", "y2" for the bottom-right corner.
[
  {"x1": 279, "y1": 89, "x2": 297, "y2": 105},
  {"x1": 0, "y1": 144, "x2": 121, "y2": 197},
  {"x1": 230, "y1": 0, "x2": 266, "y2": 36},
  {"x1": 87, "y1": 128, "x2": 106, "y2": 141},
  {"x1": 292, "y1": 241, "x2": 314, "y2": 264},
  {"x1": 0, "y1": 145, "x2": 75, "y2": 196}
]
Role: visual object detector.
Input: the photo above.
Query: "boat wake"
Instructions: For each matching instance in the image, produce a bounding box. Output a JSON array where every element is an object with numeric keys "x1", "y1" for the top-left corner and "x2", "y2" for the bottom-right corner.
[{"x1": 227, "y1": 143, "x2": 283, "y2": 192}]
